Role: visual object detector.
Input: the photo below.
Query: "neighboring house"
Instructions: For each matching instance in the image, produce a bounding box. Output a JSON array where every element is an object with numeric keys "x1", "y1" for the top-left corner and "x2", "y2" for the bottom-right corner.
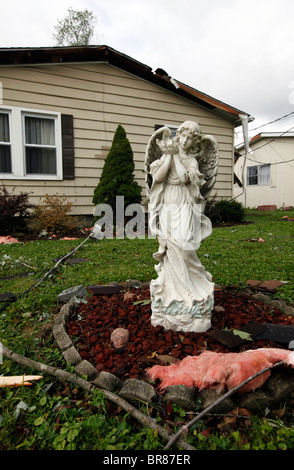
[
  {"x1": 234, "y1": 132, "x2": 294, "y2": 208},
  {"x1": 0, "y1": 45, "x2": 251, "y2": 216}
]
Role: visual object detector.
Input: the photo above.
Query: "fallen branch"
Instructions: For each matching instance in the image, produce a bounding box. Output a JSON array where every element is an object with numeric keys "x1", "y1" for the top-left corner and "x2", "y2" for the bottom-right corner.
[
  {"x1": 0, "y1": 342, "x2": 195, "y2": 451},
  {"x1": 164, "y1": 360, "x2": 285, "y2": 450}
]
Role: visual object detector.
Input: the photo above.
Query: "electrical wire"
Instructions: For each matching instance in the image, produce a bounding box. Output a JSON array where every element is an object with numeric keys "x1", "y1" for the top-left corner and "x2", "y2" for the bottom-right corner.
[
  {"x1": 0, "y1": 233, "x2": 96, "y2": 314},
  {"x1": 235, "y1": 110, "x2": 294, "y2": 134},
  {"x1": 238, "y1": 125, "x2": 294, "y2": 164}
]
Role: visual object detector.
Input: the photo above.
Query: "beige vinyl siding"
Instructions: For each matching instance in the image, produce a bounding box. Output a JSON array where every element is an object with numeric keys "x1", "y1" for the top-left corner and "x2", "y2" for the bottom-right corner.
[{"x1": 0, "y1": 62, "x2": 234, "y2": 214}]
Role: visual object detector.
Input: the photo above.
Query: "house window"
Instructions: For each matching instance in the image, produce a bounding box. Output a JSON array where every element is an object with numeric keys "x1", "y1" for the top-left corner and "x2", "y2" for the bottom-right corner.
[
  {"x1": 247, "y1": 164, "x2": 270, "y2": 186},
  {"x1": 155, "y1": 124, "x2": 178, "y2": 137},
  {"x1": 24, "y1": 115, "x2": 57, "y2": 175},
  {"x1": 166, "y1": 125, "x2": 178, "y2": 137},
  {"x1": 0, "y1": 106, "x2": 65, "y2": 180},
  {"x1": 0, "y1": 112, "x2": 11, "y2": 173}
]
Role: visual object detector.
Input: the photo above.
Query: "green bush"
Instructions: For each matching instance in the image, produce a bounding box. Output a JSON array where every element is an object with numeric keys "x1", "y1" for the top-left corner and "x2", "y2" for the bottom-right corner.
[
  {"x1": 0, "y1": 185, "x2": 33, "y2": 235},
  {"x1": 205, "y1": 197, "x2": 245, "y2": 224},
  {"x1": 92, "y1": 125, "x2": 142, "y2": 219}
]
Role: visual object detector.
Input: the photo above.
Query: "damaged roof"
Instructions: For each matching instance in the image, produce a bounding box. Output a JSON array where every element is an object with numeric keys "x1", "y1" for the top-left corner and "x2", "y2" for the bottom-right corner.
[{"x1": 0, "y1": 44, "x2": 252, "y2": 126}]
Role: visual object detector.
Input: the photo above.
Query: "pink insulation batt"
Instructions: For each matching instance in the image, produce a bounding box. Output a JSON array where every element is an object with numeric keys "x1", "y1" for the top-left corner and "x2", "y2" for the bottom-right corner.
[{"x1": 146, "y1": 348, "x2": 294, "y2": 394}]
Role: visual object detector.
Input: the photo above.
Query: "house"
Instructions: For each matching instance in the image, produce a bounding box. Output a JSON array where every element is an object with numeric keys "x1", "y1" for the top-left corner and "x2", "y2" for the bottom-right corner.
[
  {"x1": 234, "y1": 132, "x2": 294, "y2": 208},
  {"x1": 0, "y1": 45, "x2": 251, "y2": 216}
]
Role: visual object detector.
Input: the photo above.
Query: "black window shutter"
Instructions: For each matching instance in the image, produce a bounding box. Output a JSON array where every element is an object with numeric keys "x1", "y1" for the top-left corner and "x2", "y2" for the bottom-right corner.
[{"x1": 61, "y1": 114, "x2": 75, "y2": 180}]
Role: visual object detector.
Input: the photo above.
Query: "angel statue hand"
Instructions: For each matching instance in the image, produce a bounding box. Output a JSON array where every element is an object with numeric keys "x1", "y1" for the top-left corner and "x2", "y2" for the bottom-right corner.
[{"x1": 156, "y1": 137, "x2": 177, "y2": 155}]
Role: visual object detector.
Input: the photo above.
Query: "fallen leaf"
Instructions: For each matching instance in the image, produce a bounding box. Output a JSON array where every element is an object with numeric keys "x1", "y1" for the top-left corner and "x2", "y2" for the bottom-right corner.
[
  {"x1": 133, "y1": 299, "x2": 151, "y2": 306},
  {"x1": 232, "y1": 329, "x2": 253, "y2": 341},
  {"x1": 272, "y1": 407, "x2": 286, "y2": 418},
  {"x1": 157, "y1": 354, "x2": 180, "y2": 364},
  {"x1": 238, "y1": 408, "x2": 252, "y2": 418},
  {"x1": 137, "y1": 354, "x2": 158, "y2": 365},
  {"x1": 124, "y1": 292, "x2": 136, "y2": 301},
  {"x1": 200, "y1": 429, "x2": 211, "y2": 438},
  {"x1": 147, "y1": 351, "x2": 158, "y2": 358}
]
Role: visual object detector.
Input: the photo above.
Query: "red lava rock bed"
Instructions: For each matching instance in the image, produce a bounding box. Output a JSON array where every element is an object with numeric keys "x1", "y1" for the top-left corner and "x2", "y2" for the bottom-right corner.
[{"x1": 67, "y1": 286, "x2": 294, "y2": 382}]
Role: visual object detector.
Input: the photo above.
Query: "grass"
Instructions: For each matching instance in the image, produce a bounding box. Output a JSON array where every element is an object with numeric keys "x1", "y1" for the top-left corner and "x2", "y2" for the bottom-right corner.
[{"x1": 0, "y1": 209, "x2": 294, "y2": 450}]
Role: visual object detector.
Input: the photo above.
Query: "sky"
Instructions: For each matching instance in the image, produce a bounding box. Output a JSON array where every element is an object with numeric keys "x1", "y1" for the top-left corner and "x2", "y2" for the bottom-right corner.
[{"x1": 1, "y1": 0, "x2": 294, "y2": 143}]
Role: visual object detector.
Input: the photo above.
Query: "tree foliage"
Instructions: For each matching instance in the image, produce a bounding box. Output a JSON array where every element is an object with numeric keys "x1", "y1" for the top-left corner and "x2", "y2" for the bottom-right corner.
[
  {"x1": 53, "y1": 7, "x2": 97, "y2": 46},
  {"x1": 92, "y1": 125, "x2": 142, "y2": 217}
]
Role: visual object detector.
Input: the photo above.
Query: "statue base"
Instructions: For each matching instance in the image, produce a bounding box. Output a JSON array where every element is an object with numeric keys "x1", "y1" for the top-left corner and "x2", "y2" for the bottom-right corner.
[{"x1": 150, "y1": 296, "x2": 213, "y2": 333}]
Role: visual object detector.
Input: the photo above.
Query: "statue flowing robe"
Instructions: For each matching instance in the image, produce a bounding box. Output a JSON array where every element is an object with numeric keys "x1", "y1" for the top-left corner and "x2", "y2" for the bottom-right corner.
[{"x1": 148, "y1": 153, "x2": 214, "y2": 333}]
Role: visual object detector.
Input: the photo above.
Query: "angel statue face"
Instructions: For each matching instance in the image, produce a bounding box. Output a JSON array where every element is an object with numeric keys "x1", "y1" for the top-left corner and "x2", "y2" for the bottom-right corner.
[{"x1": 175, "y1": 121, "x2": 201, "y2": 155}]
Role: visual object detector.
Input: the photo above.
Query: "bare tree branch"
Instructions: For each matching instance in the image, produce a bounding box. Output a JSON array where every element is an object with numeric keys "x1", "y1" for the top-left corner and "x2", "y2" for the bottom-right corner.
[
  {"x1": 0, "y1": 341, "x2": 196, "y2": 451},
  {"x1": 164, "y1": 360, "x2": 285, "y2": 450}
]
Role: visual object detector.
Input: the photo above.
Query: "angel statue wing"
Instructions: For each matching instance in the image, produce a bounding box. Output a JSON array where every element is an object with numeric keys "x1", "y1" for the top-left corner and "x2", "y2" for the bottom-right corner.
[
  {"x1": 144, "y1": 126, "x2": 171, "y2": 199},
  {"x1": 197, "y1": 134, "x2": 219, "y2": 200}
]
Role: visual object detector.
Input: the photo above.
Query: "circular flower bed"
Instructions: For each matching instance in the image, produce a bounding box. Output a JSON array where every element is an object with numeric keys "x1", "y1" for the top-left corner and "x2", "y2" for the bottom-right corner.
[{"x1": 67, "y1": 286, "x2": 294, "y2": 382}]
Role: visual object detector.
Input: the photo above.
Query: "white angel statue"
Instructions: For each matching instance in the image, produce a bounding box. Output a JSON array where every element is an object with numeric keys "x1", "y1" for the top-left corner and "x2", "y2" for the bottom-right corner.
[{"x1": 145, "y1": 120, "x2": 218, "y2": 333}]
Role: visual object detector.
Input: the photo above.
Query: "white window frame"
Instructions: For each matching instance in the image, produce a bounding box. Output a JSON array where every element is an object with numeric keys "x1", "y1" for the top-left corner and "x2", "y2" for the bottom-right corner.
[
  {"x1": 0, "y1": 105, "x2": 63, "y2": 180},
  {"x1": 0, "y1": 109, "x2": 12, "y2": 172},
  {"x1": 247, "y1": 164, "x2": 271, "y2": 186},
  {"x1": 164, "y1": 123, "x2": 178, "y2": 137}
]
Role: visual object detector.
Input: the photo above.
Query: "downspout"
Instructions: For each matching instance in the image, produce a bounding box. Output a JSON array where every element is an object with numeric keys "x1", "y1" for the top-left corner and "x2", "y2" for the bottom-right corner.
[{"x1": 238, "y1": 114, "x2": 251, "y2": 207}]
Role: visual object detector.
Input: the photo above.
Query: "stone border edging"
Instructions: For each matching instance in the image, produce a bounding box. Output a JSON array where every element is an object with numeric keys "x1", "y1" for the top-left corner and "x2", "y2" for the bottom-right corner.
[{"x1": 52, "y1": 283, "x2": 294, "y2": 414}]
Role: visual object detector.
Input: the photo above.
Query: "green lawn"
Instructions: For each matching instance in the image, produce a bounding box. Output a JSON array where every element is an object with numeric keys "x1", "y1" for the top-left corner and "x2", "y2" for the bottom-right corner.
[
  {"x1": 1, "y1": 209, "x2": 293, "y2": 313},
  {"x1": 0, "y1": 209, "x2": 294, "y2": 450}
]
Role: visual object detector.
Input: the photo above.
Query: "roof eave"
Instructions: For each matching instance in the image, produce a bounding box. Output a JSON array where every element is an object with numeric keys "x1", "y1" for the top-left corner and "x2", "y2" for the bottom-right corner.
[{"x1": 0, "y1": 45, "x2": 252, "y2": 126}]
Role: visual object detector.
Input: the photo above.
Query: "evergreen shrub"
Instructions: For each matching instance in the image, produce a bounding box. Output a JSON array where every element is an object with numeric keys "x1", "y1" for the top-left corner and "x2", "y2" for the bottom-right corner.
[{"x1": 92, "y1": 125, "x2": 142, "y2": 219}]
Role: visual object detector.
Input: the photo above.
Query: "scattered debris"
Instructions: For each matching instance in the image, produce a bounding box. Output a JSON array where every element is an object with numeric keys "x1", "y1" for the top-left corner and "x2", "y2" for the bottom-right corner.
[
  {"x1": 61, "y1": 237, "x2": 80, "y2": 240},
  {"x1": 0, "y1": 375, "x2": 43, "y2": 387},
  {"x1": 246, "y1": 279, "x2": 288, "y2": 291},
  {"x1": 209, "y1": 322, "x2": 266, "y2": 348},
  {"x1": 0, "y1": 236, "x2": 19, "y2": 244},
  {"x1": 58, "y1": 285, "x2": 87, "y2": 304},
  {"x1": 257, "y1": 205, "x2": 277, "y2": 211},
  {"x1": 255, "y1": 324, "x2": 294, "y2": 345},
  {"x1": 209, "y1": 322, "x2": 294, "y2": 348},
  {"x1": 64, "y1": 257, "x2": 89, "y2": 265},
  {"x1": 123, "y1": 291, "x2": 137, "y2": 302},
  {"x1": 0, "y1": 341, "x2": 194, "y2": 451},
  {"x1": 147, "y1": 348, "x2": 294, "y2": 394},
  {"x1": 213, "y1": 305, "x2": 225, "y2": 313},
  {"x1": 0, "y1": 292, "x2": 18, "y2": 302},
  {"x1": 86, "y1": 284, "x2": 124, "y2": 295},
  {"x1": 238, "y1": 238, "x2": 265, "y2": 243}
]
